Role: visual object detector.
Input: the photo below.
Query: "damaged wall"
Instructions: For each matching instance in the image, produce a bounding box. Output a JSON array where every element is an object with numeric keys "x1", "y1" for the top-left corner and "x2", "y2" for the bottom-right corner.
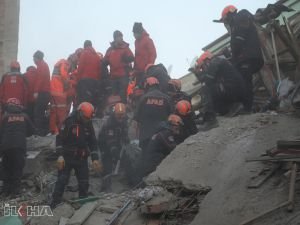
[{"x1": 0, "y1": 0, "x2": 20, "y2": 77}]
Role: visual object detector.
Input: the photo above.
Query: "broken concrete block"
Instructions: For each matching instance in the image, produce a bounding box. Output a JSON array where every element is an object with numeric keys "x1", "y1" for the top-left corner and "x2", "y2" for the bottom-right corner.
[
  {"x1": 30, "y1": 203, "x2": 74, "y2": 225},
  {"x1": 140, "y1": 190, "x2": 178, "y2": 214},
  {"x1": 59, "y1": 217, "x2": 69, "y2": 225},
  {"x1": 67, "y1": 201, "x2": 98, "y2": 225},
  {"x1": 97, "y1": 205, "x2": 118, "y2": 214},
  {"x1": 83, "y1": 211, "x2": 111, "y2": 225}
]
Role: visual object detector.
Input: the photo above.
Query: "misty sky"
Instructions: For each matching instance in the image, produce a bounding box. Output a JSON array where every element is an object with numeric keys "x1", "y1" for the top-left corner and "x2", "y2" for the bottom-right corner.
[{"x1": 18, "y1": 0, "x2": 274, "y2": 78}]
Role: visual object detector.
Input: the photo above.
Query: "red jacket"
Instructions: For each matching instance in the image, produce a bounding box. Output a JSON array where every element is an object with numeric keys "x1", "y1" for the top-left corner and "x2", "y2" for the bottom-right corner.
[
  {"x1": 104, "y1": 41, "x2": 134, "y2": 78},
  {"x1": 24, "y1": 67, "x2": 37, "y2": 103},
  {"x1": 34, "y1": 60, "x2": 50, "y2": 93},
  {"x1": 0, "y1": 72, "x2": 29, "y2": 107},
  {"x1": 134, "y1": 31, "x2": 157, "y2": 73},
  {"x1": 77, "y1": 47, "x2": 102, "y2": 80}
]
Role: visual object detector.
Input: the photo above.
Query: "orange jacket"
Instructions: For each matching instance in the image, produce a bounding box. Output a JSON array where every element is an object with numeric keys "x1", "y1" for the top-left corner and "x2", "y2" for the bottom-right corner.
[{"x1": 50, "y1": 59, "x2": 69, "y2": 98}]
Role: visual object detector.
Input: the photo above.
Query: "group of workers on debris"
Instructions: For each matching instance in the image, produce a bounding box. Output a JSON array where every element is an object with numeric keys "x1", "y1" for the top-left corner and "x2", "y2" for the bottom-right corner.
[{"x1": 0, "y1": 5, "x2": 265, "y2": 208}]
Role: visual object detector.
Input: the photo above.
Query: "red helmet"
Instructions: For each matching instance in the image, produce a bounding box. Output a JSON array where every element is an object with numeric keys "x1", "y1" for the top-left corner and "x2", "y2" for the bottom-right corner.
[
  {"x1": 77, "y1": 102, "x2": 94, "y2": 119},
  {"x1": 10, "y1": 60, "x2": 20, "y2": 70},
  {"x1": 7, "y1": 98, "x2": 22, "y2": 107},
  {"x1": 144, "y1": 77, "x2": 159, "y2": 88},
  {"x1": 196, "y1": 51, "x2": 213, "y2": 67},
  {"x1": 176, "y1": 100, "x2": 191, "y2": 116},
  {"x1": 168, "y1": 79, "x2": 182, "y2": 92},
  {"x1": 221, "y1": 5, "x2": 237, "y2": 21},
  {"x1": 168, "y1": 114, "x2": 184, "y2": 126}
]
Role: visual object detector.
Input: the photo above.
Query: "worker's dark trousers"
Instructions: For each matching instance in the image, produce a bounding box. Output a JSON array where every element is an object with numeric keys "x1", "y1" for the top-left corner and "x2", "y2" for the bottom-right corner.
[
  {"x1": 100, "y1": 145, "x2": 121, "y2": 175},
  {"x1": 139, "y1": 138, "x2": 150, "y2": 152},
  {"x1": 201, "y1": 83, "x2": 245, "y2": 116},
  {"x1": 236, "y1": 60, "x2": 264, "y2": 111},
  {"x1": 134, "y1": 151, "x2": 165, "y2": 186},
  {"x1": 77, "y1": 78, "x2": 100, "y2": 107},
  {"x1": 1, "y1": 148, "x2": 25, "y2": 192},
  {"x1": 135, "y1": 72, "x2": 145, "y2": 88},
  {"x1": 51, "y1": 156, "x2": 89, "y2": 206},
  {"x1": 110, "y1": 76, "x2": 129, "y2": 104},
  {"x1": 26, "y1": 102, "x2": 35, "y2": 122},
  {"x1": 34, "y1": 92, "x2": 50, "y2": 136}
]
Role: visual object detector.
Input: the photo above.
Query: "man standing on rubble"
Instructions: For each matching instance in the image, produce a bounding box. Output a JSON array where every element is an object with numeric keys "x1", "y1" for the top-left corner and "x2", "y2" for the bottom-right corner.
[
  {"x1": 218, "y1": 5, "x2": 264, "y2": 112},
  {"x1": 134, "y1": 77, "x2": 172, "y2": 151},
  {"x1": 132, "y1": 22, "x2": 157, "y2": 86},
  {"x1": 98, "y1": 103, "x2": 129, "y2": 175},
  {"x1": 0, "y1": 98, "x2": 34, "y2": 197},
  {"x1": 50, "y1": 102, "x2": 103, "y2": 208},
  {"x1": 33, "y1": 50, "x2": 51, "y2": 136},
  {"x1": 104, "y1": 30, "x2": 134, "y2": 103},
  {"x1": 49, "y1": 59, "x2": 70, "y2": 134},
  {"x1": 192, "y1": 51, "x2": 246, "y2": 130},
  {"x1": 77, "y1": 40, "x2": 103, "y2": 111}
]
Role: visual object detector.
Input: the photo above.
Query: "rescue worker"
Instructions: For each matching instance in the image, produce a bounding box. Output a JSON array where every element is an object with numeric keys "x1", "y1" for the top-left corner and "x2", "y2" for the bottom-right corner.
[
  {"x1": 167, "y1": 79, "x2": 191, "y2": 107},
  {"x1": 174, "y1": 100, "x2": 198, "y2": 143},
  {"x1": 134, "y1": 77, "x2": 172, "y2": 151},
  {"x1": 49, "y1": 59, "x2": 70, "y2": 134},
  {"x1": 98, "y1": 103, "x2": 129, "y2": 175},
  {"x1": 0, "y1": 98, "x2": 34, "y2": 197},
  {"x1": 0, "y1": 61, "x2": 28, "y2": 113},
  {"x1": 33, "y1": 50, "x2": 51, "y2": 136},
  {"x1": 145, "y1": 63, "x2": 170, "y2": 93},
  {"x1": 193, "y1": 51, "x2": 246, "y2": 130},
  {"x1": 51, "y1": 102, "x2": 102, "y2": 208},
  {"x1": 132, "y1": 114, "x2": 182, "y2": 186},
  {"x1": 24, "y1": 66, "x2": 38, "y2": 121},
  {"x1": 132, "y1": 22, "x2": 157, "y2": 86},
  {"x1": 219, "y1": 5, "x2": 264, "y2": 112},
  {"x1": 77, "y1": 40, "x2": 102, "y2": 111},
  {"x1": 104, "y1": 30, "x2": 134, "y2": 103}
]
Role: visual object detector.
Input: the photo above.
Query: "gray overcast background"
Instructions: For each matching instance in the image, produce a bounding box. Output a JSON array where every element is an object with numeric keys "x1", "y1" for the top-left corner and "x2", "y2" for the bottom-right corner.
[{"x1": 18, "y1": 0, "x2": 274, "y2": 78}]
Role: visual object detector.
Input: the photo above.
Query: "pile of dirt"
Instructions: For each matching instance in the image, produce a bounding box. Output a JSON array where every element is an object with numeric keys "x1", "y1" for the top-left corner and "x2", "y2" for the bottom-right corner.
[{"x1": 146, "y1": 112, "x2": 300, "y2": 225}]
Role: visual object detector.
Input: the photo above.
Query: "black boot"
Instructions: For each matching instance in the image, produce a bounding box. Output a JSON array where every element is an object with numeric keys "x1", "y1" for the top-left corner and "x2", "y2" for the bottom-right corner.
[{"x1": 198, "y1": 112, "x2": 218, "y2": 131}]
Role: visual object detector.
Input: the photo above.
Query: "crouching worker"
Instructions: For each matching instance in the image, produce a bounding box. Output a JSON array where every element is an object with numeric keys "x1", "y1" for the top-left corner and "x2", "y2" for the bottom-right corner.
[
  {"x1": 132, "y1": 114, "x2": 182, "y2": 186},
  {"x1": 175, "y1": 100, "x2": 198, "y2": 144},
  {"x1": 193, "y1": 51, "x2": 246, "y2": 131},
  {"x1": 0, "y1": 98, "x2": 34, "y2": 197},
  {"x1": 51, "y1": 102, "x2": 103, "y2": 208},
  {"x1": 98, "y1": 103, "x2": 129, "y2": 175}
]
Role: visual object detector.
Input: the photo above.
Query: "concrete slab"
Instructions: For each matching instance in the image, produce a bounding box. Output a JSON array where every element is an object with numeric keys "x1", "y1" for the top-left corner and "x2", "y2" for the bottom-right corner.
[{"x1": 67, "y1": 201, "x2": 98, "y2": 225}]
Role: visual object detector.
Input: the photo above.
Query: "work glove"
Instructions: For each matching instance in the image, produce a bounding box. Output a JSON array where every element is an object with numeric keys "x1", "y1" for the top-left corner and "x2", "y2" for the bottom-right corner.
[
  {"x1": 57, "y1": 156, "x2": 65, "y2": 171},
  {"x1": 92, "y1": 160, "x2": 103, "y2": 173}
]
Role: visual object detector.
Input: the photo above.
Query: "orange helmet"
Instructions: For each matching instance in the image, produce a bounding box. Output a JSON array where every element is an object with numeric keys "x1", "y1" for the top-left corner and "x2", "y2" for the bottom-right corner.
[
  {"x1": 77, "y1": 102, "x2": 94, "y2": 119},
  {"x1": 144, "y1": 77, "x2": 159, "y2": 88},
  {"x1": 196, "y1": 51, "x2": 213, "y2": 67},
  {"x1": 221, "y1": 5, "x2": 237, "y2": 21},
  {"x1": 168, "y1": 114, "x2": 183, "y2": 126},
  {"x1": 168, "y1": 79, "x2": 182, "y2": 92},
  {"x1": 176, "y1": 100, "x2": 191, "y2": 116},
  {"x1": 10, "y1": 60, "x2": 20, "y2": 69},
  {"x1": 113, "y1": 103, "x2": 126, "y2": 120}
]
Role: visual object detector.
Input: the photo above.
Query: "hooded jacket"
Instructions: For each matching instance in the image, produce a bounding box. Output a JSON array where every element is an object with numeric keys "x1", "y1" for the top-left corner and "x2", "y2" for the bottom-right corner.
[
  {"x1": 104, "y1": 41, "x2": 134, "y2": 78},
  {"x1": 134, "y1": 31, "x2": 157, "y2": 73}
]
